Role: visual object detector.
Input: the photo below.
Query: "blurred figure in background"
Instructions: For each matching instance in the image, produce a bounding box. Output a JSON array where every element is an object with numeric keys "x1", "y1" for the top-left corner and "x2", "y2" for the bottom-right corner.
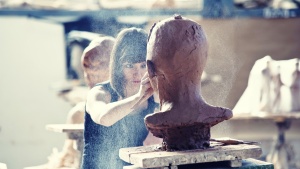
[
  {"x1": 56, "y1": 31, "x2": 105, "y2": 106},
  {"x1": 48, "y1": 36, "x2": 115, "y2": 169},
  {"x1": 26, "y1": 36, "x2": 115, "y2": 169}
]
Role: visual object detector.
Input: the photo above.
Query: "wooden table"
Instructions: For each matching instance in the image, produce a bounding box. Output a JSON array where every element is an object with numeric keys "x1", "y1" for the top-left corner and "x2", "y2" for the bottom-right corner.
[
  {"x1": 232, "y1": 112, "x2": 300, "y2": 169},
  {"x1": 46, "y1": 124, "x2": 84, "y2": 133},
  {"x1": 232, "y1": 112, "x2": 300, "y2": 121},
  {"x1": 46, "y1": 124, "x2": 84, "y2": 158}
]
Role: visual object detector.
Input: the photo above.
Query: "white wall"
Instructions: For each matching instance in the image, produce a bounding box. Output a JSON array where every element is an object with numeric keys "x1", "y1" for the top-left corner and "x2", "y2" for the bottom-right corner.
[{"x1": 0, "y1": 17, "x2": 72, "y2": 169}]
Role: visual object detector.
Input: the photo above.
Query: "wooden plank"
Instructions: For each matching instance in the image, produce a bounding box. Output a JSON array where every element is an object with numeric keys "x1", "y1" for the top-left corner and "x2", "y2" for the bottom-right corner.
[
  {"x1": 45, "y1": 124, "x2": 84, "y2": 133},
  {"x1": 120, "y1": 142, "x2": 223, "y2": 163},
  {"x1": 120, "y1": 143, "x2": 262, "y2": 168},
  {"x1": 173, "y1": 158, "x2": 273, "y2": 169},
  {"x1": 232, "y1": 112, "x2": 300, "y2": 121},
  {"x1": 123, "y1": 165, "x2": 177, "y2": 169},
  {"x1": 123, "y1": 158, "x2": 272, "y2": 169},
  {"x1": 119, "y1": 144, "x2": 162, "y2": 163},
  {"x1": 46, "y1": 124, "x2": 84, "y2": 140}
]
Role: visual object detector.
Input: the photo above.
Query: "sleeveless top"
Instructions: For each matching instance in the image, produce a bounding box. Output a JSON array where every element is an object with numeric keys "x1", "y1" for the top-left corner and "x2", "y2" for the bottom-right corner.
[{"x1": 81, "y1": 81, "x2": 156, "y2": 169}]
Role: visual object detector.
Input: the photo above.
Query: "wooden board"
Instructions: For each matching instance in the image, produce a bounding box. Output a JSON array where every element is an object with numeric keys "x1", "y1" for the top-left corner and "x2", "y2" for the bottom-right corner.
[
  {"x1": 232, "y1": 112, "x2": 300, "y2": 122},
  {"x1": 46, "y1": 124, "x2": 84, "y2": 140},
  {"x1": 45, "y1": 124, "x2": 84, "y2": 133},
  {"x1": 123, "y1": 158, "x2": 273, "y2": 169},
  {"x1": 119, "y1": 141, "x2": 262, "y2": 168}
]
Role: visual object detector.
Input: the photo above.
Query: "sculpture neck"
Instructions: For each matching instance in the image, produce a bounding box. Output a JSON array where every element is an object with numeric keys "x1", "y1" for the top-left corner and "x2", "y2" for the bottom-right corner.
[{"x1": 159, "y1": 80, "x2": 203, "y2": 104}]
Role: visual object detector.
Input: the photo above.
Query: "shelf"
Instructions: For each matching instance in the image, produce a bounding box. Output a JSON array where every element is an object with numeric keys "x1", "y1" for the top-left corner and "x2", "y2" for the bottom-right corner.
[{"x1": 0, "y1": 7, "x2": 300, "y2": 19}]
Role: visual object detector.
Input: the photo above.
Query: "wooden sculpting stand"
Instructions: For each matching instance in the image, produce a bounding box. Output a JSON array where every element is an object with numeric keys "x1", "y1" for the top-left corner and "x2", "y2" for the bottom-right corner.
[
  {"x1": 119, "y1": 139, "x2": 263, "y2": 169},
  {"x1": 233, "y1": 113, "x2": 300, "y2": 169},
  {"x1": 46, "y1": 124, "x2": 84, "y2": 165}
]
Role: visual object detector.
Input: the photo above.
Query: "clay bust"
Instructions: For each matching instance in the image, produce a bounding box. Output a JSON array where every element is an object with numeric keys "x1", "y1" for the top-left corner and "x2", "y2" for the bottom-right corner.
[{"x1": 144, "y1": 15, "x2": 233, "y2": 150}]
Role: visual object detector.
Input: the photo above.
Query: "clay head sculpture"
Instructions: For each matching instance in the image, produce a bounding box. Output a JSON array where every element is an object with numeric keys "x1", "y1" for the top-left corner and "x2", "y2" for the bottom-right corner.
[{"x1": 144, "y1": 15, "x2": 233, "y2": 151}]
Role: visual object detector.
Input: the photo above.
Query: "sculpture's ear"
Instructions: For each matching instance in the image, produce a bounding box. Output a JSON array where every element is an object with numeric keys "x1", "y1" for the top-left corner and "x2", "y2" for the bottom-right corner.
[
  {"x1": 147, "y1": 60, "x2": 156, "y2": 78},
  {"x1": 147, "y1": 60, "x2": 158, "y2": 92}
]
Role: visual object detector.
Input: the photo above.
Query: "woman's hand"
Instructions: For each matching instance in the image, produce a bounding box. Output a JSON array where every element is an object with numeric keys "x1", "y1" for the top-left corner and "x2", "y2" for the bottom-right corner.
[
  {"x1": 131, "y1": 73, "x2": 154, "y2": 109},
  {"x1": 140, "y1": 72, "x2": 154, "y2": 99},
  {"x1": 143, "y1": 73, "x2": 160, "y2": 104}
]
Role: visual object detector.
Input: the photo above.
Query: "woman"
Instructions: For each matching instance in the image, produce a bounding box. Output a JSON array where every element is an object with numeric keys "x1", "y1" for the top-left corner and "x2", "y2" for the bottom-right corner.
[{"x1": 81, "y1": 28, "x2": 157, "y2": 169}]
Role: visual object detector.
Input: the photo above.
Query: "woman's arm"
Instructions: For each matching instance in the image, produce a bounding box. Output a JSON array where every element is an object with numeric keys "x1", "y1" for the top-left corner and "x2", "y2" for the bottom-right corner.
[
  {"x1": 86, "y1": 87, "x2": 140, "y2": 127},
  {"x1": 86, "y1": 74, "x2": 154, "y2": 127}
]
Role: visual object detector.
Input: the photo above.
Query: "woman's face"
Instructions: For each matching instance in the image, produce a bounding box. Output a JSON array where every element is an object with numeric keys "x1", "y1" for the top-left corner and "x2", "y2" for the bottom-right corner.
[{"x1": 122, "y1": 61, "x2": 147, "y2": 94}]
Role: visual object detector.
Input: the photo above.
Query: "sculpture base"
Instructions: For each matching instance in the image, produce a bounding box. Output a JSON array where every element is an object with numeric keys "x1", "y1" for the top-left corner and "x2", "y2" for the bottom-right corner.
[
  {"x1": 119, "y1": 139, "x2": 263, "y2": 169},
  {"x1": 148, "y1": 123, "x2": 211, "y2": 151}
]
